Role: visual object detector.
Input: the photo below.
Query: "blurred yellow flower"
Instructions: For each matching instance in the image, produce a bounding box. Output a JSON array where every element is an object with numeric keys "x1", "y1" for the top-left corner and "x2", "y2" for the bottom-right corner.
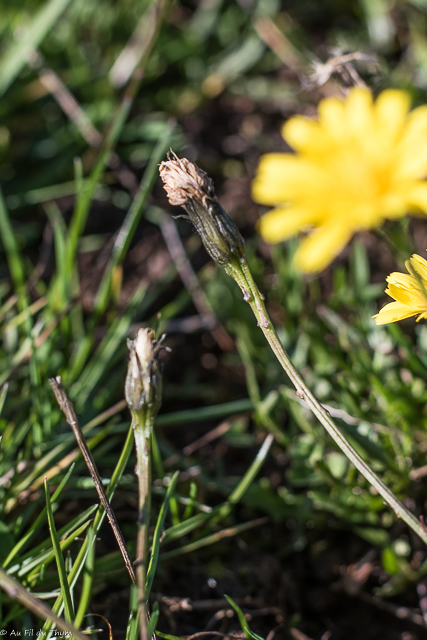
[
  {"x1": 373, "y1": 254, "x2": 427, "y2": 325},
  {"x1": 252, "y1": 88, "x2": 427, "y2": 272}
]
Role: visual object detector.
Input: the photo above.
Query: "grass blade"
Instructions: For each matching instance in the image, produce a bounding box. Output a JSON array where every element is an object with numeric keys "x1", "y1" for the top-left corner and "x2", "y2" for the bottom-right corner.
[
  {"x1": 126, "y1": 586, "x2": 139, "y2": 640},
  {"x1": 42, "y1": 423, "x2": 135, "y2": 634},
  {"x1": 17, "y1": 517, "x2": 94, "y2": 579},
  {"x1": 0, "y1": 189, "x2": 25, "y2": 292},
  {"x1": 94, "y1": 119, "x2": 175, "y2": 315},
  {"x1": 219, "y1": 433, "x2": 274, "y2": 518},
  {"x1": 224, "y1": 595, "x2": 264, "y2": 640},
  {"x1": 161, "y1": 517, "x2": 267, "y2": 560},
  {"x1": 3, "y1": 463, "x2": 75, "y2": 568},
  {"x1": 145, "y1": 471, "x2": 179, "y2": 598},
  {"x1": 73, "y1": 527, "x2": 95, "y2": 629},
  {"x1": 148, "y1": 602, "x2": 159, "y2": 638},
  {"x1": 162, "y1": 434, "x2": 274, "y2": 550},
  {"x1": 0, "y1": 383, "x2": 9, "y2": 418},
  {"x1": 156, "y1": 399, "x2": 253, "y2": 427},
  {"x1": 162, "y1": 508, "x2": 219, "y2": 546},
  {"x1": 44, "y1": 477, "x2": 75, "y2": 623},
  {"x1": 0, "y1": 0, "x2": 74, "y2": 97}
]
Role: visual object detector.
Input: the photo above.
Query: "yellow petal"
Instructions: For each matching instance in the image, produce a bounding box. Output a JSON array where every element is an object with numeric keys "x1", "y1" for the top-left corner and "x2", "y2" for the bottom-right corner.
[
  {"x1": 344, "y1": 88, "x2": 373, "y2": 136},
  {"x1": 373, "y1": 301, "x2": 420, "y2": 325},
  {"x1": 374, "y1": 89, "x2": 410, "y2": 142},
  {"x1": 251, "y1": 87, "x2": 427, "y2": 273},
  {"x1": 386, "y1": 282, "x2": 426, "y2": 307},
  {"x1": 403, "y1": 104, "x2": 427, "y2": 139},
  {"x1": 282, "y1": 116, "x2": 325, "y2": 154},
  {"x1": 318, "y1": 96, "x2": 346, "y2": 140},
  {"x1": 258, "y1": 207, "x2": 315, "y2": 243},
  {"x1": 252, "y1": 154, "x2": 295, "y2": 204},
  {"x1": 252, "y1": 154, "x2": 326, "y2": 205},
  {"x1": 406, "y1": 183, "x2": 427, "y2": 213},
  {"x1": 386, "y1": 272, "x2": 416, "y2": 288},
  {"x1": 406, "y1": 254, "x2": 427, "y2": 290},
  {"x1": 397, "y1": 105, "x2": 427, "y2": 178},
  {"x1": 293, "y1": 224, "x2": 352, "y2": 273},
  {"x1": 379, "y1": 191, "x2": 408, "y2": 220}
]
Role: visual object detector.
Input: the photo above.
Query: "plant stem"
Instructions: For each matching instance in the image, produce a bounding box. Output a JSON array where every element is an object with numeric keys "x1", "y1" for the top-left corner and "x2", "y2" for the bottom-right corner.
[
  {"x1": 226, "y1": 256, "x2": 427, "y2": 544},
  {"x1": 158, "y1": 152, "x2": 427, "y2": 542},
  {"x1": 133, "y1": 409, "x2": 153, "y2": 640},
  {"x1": 49, "y1": 376, "x2": 136, "y2": 584}
]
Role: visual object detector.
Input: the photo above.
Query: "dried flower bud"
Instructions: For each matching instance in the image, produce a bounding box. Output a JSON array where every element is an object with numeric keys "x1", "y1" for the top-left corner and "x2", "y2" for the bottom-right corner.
[
  {"x1": 125, "y1": 328, "x2": 163, "y2": 421},
  {"x1": 159, "y1": 152, "x2": 245, "y2": 266}
]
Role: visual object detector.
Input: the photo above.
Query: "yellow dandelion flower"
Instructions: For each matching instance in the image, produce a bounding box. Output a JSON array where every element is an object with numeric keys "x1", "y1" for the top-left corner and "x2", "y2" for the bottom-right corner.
[
  {"x1": 373, "y1": 254, "x2": 427, "y2": 324},
  {"x1": 252, "y1": 88, "x2": 427, "y2": 273}
]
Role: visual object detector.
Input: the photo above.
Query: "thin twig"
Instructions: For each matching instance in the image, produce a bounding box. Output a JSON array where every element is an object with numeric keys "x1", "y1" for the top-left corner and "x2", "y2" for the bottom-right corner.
[
  {"x1": 358, "y1": 590, "x2": 425, "y2": 627},
  {"x1": 410, "y1": 465, "x2": 427, "y2": 481},
  {"x1": 290, "y1": 630, "x2": 314, "y2": 640},
  {"x1": 49, "y1": 376, "x2": 136, "y2": 584}
]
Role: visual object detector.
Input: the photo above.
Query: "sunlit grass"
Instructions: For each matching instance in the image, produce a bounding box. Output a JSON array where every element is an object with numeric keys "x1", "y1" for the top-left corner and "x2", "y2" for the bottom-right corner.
[{"x1": 2, "y1": 0, "x2": 427, "y2": 637}]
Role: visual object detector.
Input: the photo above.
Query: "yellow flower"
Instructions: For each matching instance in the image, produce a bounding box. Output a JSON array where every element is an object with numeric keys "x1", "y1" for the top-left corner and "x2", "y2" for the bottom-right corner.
[
  {"x1": 252, "y1": 88, "x2": 427, "y2": 273},
  {"x1": 373, "y1": 254, "x2": 427, "y2": 325}
]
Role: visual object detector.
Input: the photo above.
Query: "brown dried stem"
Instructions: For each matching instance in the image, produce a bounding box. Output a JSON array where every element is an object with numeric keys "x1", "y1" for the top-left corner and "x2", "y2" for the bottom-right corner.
[{"x1": 49, "y1": 376, "x2": 136, "y2": 584}]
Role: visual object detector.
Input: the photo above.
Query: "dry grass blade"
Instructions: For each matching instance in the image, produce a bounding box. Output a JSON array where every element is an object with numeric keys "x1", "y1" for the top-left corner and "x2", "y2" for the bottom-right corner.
[
  {"x1": 0, "y1": 567, "x2": 87, "y2": 640},
  {"x1": 253, "y1": 16, "x2": 307, "y2": 77},
  {"x1": 306, "y1": 51, "x2": 379, "y2": 90},
  {"x1": 109, "y1": 7, "x2": 160, "y2": 88},
  {"x1": 49, "y1": 376, "x2": 136, "y2": 584},
  {"x1": 29, "y1": 49, "x2": 103, "y2": 148},
  {"x1": 290, "y1": 630, "x2": 314, "y2": 640},
  {"x1": 29, "y1": 49, "x2": 139, "y2": 195},
  {"x1": 182, "y1": 419, "x2": 233, "y2": 456}
]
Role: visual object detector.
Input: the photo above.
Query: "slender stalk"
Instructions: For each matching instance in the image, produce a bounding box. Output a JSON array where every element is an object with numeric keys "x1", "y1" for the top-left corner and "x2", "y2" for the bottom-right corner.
[
  {"x1": 49, "y1": 376, "x2": 136, "y2": 583},
  {"x1": 133, "y1": 411, "x2": 152, "y2": 640},
  {"x1": 158, "y1": 153, "x2": 427, "y2": 545},
  {"x1": 227, "y1": 256, "x2": 427, "y2": 543}
]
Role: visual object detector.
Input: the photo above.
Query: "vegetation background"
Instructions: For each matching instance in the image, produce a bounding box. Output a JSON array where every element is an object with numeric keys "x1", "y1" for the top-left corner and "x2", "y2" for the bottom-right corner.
[{"x1": 3, "y1": 0, "x2": 427, "y2": 638}]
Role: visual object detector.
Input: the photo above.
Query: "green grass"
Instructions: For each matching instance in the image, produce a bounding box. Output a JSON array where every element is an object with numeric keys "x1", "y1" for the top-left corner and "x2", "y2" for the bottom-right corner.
[{"x1": 3, "y1": 0, "x2": 427, "y2": 638}]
